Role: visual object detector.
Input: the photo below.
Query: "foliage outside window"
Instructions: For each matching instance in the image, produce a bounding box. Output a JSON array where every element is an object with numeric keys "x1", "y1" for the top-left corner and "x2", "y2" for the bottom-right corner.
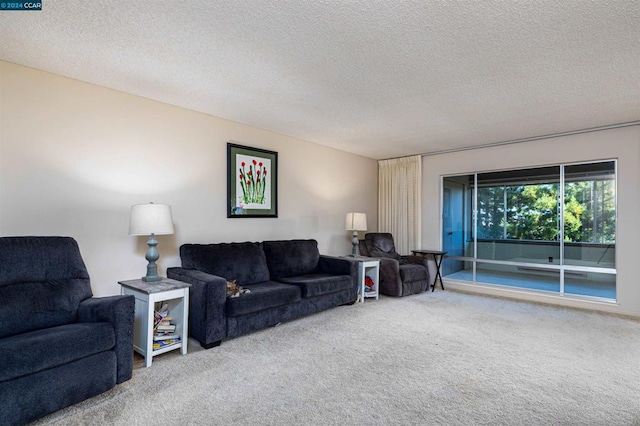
[
  {"x1": 564, "y1": 180, "x2": 615, "y2": 243},
  {"x1": 477, "y1": 168, "x2": 615, "y2": 244}
]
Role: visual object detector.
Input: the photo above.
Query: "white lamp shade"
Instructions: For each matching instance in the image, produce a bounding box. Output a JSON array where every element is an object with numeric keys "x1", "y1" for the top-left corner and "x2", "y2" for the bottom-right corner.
[
  {"x1": 128, "y1": 203, "x2": 175, "y2": 236},
  {"x1": 345, "y1": 212, "x2": 367, "y2": 231}
]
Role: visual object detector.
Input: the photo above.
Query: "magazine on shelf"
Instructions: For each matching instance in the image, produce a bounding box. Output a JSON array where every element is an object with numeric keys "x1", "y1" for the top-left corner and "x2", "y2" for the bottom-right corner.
[{"x1": 153, "y1": 337, "x2": 181, "y2": 350}]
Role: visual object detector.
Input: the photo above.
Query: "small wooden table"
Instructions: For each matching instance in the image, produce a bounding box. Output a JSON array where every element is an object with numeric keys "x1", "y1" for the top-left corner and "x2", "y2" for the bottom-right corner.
[
  {"x1": 411, "y1": 250, "x2": 447, "y2": 292},
  {"x1": 118, "y1": 278, "x2": 191, "y2": 367}
]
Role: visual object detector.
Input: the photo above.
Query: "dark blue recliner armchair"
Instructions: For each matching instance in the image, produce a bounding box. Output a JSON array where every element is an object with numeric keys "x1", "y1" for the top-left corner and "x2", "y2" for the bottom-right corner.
[
  {"x1": 359, "y1": 233, "x2": 430, "y2": 296},
  {"x1": 0, "y1": 237, "x2": 135, "y2": 425}
]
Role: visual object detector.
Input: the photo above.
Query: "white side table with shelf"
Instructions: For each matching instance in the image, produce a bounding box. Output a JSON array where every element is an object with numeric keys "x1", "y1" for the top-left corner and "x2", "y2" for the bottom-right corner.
[
  {"x1": 357, "y1": 259, "x2": 380, "y2": 302},
  {"x1": 118, "y1": 278, "x2": 190, "y2": 367}
]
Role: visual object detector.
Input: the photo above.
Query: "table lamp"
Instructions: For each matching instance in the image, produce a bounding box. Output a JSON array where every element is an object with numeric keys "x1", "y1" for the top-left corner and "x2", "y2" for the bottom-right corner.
[
  {"x1": 345, "y1": 212, "x2": 367, "y2": 256},
  {"x1": 129, "y1": 202, "x2": 174, "y2": 282}
]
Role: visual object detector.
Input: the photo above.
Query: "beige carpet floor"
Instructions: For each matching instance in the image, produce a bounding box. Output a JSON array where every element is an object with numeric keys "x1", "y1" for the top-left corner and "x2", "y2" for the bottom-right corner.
[{"x1": 34, "y1": 290, "x2": 640, "y2": 425}]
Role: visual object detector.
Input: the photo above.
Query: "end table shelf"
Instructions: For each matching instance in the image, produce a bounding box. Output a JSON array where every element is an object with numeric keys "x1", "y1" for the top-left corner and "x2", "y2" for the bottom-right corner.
[
  {"x1": 118, "y1": 278, "x2": 191, "y2": 367},
  {"x1": 357, "y1": 259, "x2": 380, "y2": 303}
]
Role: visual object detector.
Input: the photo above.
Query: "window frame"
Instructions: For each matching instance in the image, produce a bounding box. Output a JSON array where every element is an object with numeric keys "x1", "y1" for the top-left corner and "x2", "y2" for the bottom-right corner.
[{"x1": 441, "y1": 159, "x2": 617, "y2": 301}]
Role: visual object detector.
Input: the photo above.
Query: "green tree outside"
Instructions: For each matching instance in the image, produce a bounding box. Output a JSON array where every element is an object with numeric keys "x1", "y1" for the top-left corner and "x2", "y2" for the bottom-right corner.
[{"x1": 477, "y1": 180, "x2": 615, "y2": 243}]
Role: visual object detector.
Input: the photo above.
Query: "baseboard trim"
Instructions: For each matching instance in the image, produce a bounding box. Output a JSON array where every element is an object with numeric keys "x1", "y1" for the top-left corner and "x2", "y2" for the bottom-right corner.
[{"x1": 442, "y1": 279, "x2": 640, "y2": 319}]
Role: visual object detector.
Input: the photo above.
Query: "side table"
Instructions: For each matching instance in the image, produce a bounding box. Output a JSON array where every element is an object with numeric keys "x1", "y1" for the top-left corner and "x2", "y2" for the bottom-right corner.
[
  {"x1": 411, "y1": 250, "x2": 447, "y2": 292},
  {"x1": 118, "y1": 278, "x2": 191, "y2": 367},
  {"x1": 357, "y1": 259, "x2": 380, "y2": 303}
]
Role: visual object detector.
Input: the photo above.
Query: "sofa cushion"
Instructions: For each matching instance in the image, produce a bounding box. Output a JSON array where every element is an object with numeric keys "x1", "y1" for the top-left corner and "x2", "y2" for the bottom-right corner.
[
  {"x1": 262, "y1": 240, "x2": 320, "y2": 280},
  {"x1": 0, "y1": 236, "x2": 90, "y2": 286},
  {"x1": 0, "y1": 279, "x2": 93, "y2": 340},
  {"x1": 0, "y1": 351, "x2": 117, "y2": 426},
  {"x1": 180, "y1": 242, "x2": 270, "y2": 285},
  {"x1": 279, "y1": 274, "x2": 353, "y2": 298},
  {"x1": 399, "y1": 264, "x2": 429, "y2": 282},
  {"x1": 0, "y1": 237, "x2": 93, "y2": 339},
  {"x1": 225, "y1": 282, "x2": 301, "y2": 317},
  {"x1": 0, "y1": 322, "x2": 115, "y2": 382}
]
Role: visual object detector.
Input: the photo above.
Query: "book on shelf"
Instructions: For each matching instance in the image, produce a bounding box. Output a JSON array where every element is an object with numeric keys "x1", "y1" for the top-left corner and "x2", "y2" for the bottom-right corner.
[
  {"x1": 153, "y1": 337, "x2": 181, "y2": 350},
  {"x1": 153, "y1": 333, "x2": 180, "y2": 341},
  {"x1": 154, "y1": 303, "x2": 168, "y2": 320},
  {"x1": 153, "y1": 302, "x2": 175, "y2": 330},
  {"x1": 156, "y1": 303, "x2": 169, "y2": 316}
]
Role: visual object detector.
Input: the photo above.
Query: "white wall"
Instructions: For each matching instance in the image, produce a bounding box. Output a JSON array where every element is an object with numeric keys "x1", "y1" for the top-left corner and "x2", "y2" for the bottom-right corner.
[
  {"x1": 421, "y1": 126, "x2": 640, "y2": 316},
  {"x1": 0, "y1": 61, "x2": 378, "y2": 296}
]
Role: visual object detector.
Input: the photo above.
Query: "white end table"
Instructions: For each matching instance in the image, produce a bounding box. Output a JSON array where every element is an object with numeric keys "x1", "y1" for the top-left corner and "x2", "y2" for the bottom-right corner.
[
  {"x1": 357, "y1": 259, "x2": 380, "y2": 303},
  {"x1": 118, "y1": 278, "x2": 190, "y2": 367}
]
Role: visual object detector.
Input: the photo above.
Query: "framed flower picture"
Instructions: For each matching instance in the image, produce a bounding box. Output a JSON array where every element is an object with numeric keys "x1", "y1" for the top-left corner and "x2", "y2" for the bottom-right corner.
[{"x1": 227, "y1": 143, "x2": 278, "y2": 218}]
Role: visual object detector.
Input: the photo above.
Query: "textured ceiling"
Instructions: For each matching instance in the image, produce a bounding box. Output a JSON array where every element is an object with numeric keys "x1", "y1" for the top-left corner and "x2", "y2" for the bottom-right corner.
[{"x1": 1, "y1": 1, "x2": 639, "y2": 159}]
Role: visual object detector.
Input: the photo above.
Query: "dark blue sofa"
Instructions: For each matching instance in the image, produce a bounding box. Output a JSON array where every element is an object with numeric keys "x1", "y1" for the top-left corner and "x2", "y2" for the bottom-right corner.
[
  {"x1": 0, "y1": 237, "x2": 134, "y2": 425},
  {"x1": 167, "y1": 239, "x2": 358, "y2": 348}
]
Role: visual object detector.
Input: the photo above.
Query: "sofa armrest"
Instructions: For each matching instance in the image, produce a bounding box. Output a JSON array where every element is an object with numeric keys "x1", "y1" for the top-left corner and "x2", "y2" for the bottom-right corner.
[
  {"x1": 78, "y1": 295, "x2": 134, "y2": 384},
  {"x1": 167, "y1": 267, "x2": 227, "y2": 348},
  {"x1": 318, "y1": 255, "x2": 361, "y2": 302},
  {"x1": 318, "y1": 255, "x2": 357, "y2": 275}
]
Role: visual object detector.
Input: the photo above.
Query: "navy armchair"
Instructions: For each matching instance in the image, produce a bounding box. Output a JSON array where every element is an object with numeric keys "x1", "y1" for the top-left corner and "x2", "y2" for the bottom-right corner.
[
  {"x1": 0, "y1": 237, "x2": 134, "y2": 425},
  {"x1": 359, "y1": 233, "x2": 430, "y2": 296}
]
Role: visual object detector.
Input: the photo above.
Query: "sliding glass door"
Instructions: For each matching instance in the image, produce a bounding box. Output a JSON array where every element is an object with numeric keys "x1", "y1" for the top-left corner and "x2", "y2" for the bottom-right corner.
[
  {"x1": 442, "y1": 174, "x2": 473, "y2": 277},
  {"x1": 441, "y1": 160, "x2": 617, "y2": 300},
  {"x1": 562, "y1": 161, "x2": 616, "y2": 298}
]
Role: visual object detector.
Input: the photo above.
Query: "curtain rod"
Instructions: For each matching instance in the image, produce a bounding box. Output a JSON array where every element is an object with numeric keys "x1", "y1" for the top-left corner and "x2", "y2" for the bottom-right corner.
[
  {"x1": 422, "y1": 121, "x2": 640, "y2": 157},
  {"x1": 382, "y1": 121, "x2": 639, "y2": 160}
]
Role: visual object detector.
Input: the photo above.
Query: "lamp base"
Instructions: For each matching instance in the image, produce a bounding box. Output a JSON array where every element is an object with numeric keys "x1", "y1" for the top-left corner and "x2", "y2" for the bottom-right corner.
[
  {"x1": 142, "y1": 275, "x2": 163, "y2": 282},
  {"x1": 142, "y1": 233, "x2": 163, "y2": 283},
  {"x1": 351, "y1": 231, "x2": 359, "y2": 256}
]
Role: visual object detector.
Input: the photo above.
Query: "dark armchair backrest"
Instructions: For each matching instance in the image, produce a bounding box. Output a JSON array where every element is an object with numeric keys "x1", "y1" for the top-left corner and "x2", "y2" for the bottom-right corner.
[
  {"x1": 358, "y1": 240, "x2": 369, "y2": 257},
  {"x1": 0, "y1": 236, "x2": 93, "y2": 339},
  {"x1": 364, "y1": 233, "x2": 402, "y2": 260}
]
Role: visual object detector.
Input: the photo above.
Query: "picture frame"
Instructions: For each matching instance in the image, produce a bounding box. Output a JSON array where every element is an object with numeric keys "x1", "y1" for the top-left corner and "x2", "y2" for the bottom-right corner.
[{"x1": 227, "y1": 143, "x2": 278, "y2": 218}]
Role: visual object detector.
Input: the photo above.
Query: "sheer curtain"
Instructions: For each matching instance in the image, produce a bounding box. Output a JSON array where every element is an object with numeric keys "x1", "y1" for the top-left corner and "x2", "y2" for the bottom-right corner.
[{"x1": 378, "y1": 155, "x2": 422, "y2": 255}]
